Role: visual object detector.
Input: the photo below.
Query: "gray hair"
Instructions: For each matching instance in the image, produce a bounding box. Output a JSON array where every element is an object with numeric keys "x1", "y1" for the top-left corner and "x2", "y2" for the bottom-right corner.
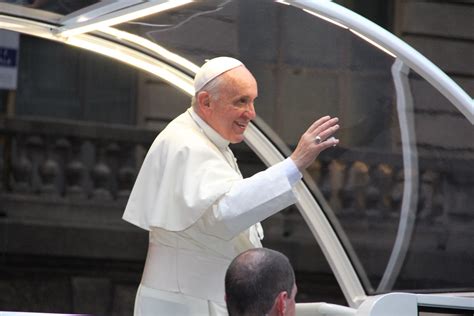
[
  {"x1": 191, "y1": 73, "x2": 226, "y2": 109},
  {"x1": 225, "y1": 248, "x2": 295, "y2": 316}
]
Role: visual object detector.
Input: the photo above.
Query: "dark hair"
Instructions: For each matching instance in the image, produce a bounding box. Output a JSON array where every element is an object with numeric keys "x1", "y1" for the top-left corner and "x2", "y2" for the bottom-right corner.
[{"x1": 225, "y1": 248, "x2": 295, "y2": 316}]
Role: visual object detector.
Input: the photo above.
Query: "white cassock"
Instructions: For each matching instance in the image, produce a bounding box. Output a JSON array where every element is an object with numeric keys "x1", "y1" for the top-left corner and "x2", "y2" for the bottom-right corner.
[{"x1": 123, "y1": 107, "x2": 302, "y2": 316}]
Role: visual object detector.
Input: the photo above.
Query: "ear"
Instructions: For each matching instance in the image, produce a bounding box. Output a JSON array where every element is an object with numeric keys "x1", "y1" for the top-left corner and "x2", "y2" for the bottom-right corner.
[
  {"x1": 196, "y1": 91, "x2": 212, "y2": 120},
  {"x1": 197, "y1": 91, "x2": 211, "y2": 109},
  {"x1": 276, "y1": 291, "x2": 288, "y2": 316}
]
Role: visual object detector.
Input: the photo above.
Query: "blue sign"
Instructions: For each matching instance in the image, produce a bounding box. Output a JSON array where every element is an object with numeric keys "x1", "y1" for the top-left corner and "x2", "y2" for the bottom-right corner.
[{"x1": 0, "y1": 47, "x2": 17, "y2": 67}]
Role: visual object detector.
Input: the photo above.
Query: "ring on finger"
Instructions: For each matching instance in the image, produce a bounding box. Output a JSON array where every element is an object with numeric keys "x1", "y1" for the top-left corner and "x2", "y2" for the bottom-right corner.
[{"x1": 315, "y1": 135, "x2": 322, "y2": 144}]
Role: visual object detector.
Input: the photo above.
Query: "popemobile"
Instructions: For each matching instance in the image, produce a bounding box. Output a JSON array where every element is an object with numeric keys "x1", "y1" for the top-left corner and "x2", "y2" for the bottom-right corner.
[{"x1": 0, "y1": 1, "x2": 472, "y2": 315}]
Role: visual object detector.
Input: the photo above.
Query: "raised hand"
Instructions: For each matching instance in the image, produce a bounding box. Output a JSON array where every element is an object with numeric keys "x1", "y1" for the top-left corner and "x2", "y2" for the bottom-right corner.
[{"x1": 290, "y1": 116, "x2": 340, "y2": 171}]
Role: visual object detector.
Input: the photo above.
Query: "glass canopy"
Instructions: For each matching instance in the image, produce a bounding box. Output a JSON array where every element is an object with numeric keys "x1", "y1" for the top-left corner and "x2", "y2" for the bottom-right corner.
[{"x1": 0, "y1": 0, "x2": 473, "y2": 311}]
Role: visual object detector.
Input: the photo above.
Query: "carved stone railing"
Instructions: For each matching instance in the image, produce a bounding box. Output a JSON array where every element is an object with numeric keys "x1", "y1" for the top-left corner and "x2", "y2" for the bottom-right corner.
[
  {"x1": 2, "y1": 116, "x2": 472, "y2": 221},
  {"x1": 0, "y1": 116, "x2": 158, "y2": 202},
  {"x1": 1, "y1": 116, "x2": 472, "y2": 224},
  {"x1": 295, "y1": 145, "x2": 474, "y2": 223}
]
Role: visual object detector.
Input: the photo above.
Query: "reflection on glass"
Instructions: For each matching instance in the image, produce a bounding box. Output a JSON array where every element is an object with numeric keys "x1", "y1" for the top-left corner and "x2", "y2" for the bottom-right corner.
[
  {"x1": 393, "y1": 72, "x2": 474, "y2": 292},
  {"x1": 15, "y1": 35, "x2": 139, "y2": 124},
  {"x1": 0, "y1": 0, "x2": 99, "y2": 15}
]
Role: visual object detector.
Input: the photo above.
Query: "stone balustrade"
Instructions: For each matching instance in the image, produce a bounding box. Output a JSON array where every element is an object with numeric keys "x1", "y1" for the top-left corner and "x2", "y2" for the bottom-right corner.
[
  {"x1": 302, "y1": 148, "x2": 474, "y2": 222},
  {"x1": 1, "y1": 116, "x2": 473, "y2": 223},
  {"x1": 0, "y1": 116, "x2": 157, "y2": 202}
]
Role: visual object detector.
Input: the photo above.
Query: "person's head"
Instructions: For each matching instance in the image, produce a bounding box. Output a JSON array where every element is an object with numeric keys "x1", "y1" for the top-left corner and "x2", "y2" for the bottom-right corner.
[
  {"x1": 225, "y1": 248, "x2": 297, "y2": 316},
  {"x1": 192, "y1": 57, "x2": 257, "y2": 144}
]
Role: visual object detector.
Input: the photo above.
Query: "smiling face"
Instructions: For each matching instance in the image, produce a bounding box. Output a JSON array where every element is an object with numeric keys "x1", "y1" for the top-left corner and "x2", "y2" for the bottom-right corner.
[{"x1": 197, "y1": 66, "x2": 258, "y2": 143}]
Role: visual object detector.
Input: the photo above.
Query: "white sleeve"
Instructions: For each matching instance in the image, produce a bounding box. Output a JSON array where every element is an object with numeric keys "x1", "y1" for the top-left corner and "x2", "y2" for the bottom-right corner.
[{"x1": 201, "y1": 158, "x2": 302, "y2": 240}]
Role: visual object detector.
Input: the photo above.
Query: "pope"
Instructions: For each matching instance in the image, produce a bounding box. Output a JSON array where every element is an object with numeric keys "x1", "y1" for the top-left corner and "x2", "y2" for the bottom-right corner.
[{"x1": 123, "y1": 56, "x2": 340, "y2": 315}]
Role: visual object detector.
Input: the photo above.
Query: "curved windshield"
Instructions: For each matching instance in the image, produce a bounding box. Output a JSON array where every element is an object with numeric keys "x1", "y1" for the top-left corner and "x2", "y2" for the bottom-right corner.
[
  {"x1": 1, "y1": 0, "x2": 472, "y2": 300},
  {"x1": 394, "y1": 72, "x2": 474, "y2": 293},
  {"x1": 109, "y1": 0, "x2": 474, "y2": 295}
]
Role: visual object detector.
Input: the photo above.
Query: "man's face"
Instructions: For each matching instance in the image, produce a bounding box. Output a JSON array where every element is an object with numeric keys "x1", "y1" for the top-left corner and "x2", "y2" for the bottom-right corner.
[{"x1": 205, "y1": 66, "x2": 258, "y2": 143}]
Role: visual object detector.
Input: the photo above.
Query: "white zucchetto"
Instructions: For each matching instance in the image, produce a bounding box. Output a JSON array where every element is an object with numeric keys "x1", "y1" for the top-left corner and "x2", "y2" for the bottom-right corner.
[{"x1": 194, "y1": 56, "x2": 243, "y2": 93}]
